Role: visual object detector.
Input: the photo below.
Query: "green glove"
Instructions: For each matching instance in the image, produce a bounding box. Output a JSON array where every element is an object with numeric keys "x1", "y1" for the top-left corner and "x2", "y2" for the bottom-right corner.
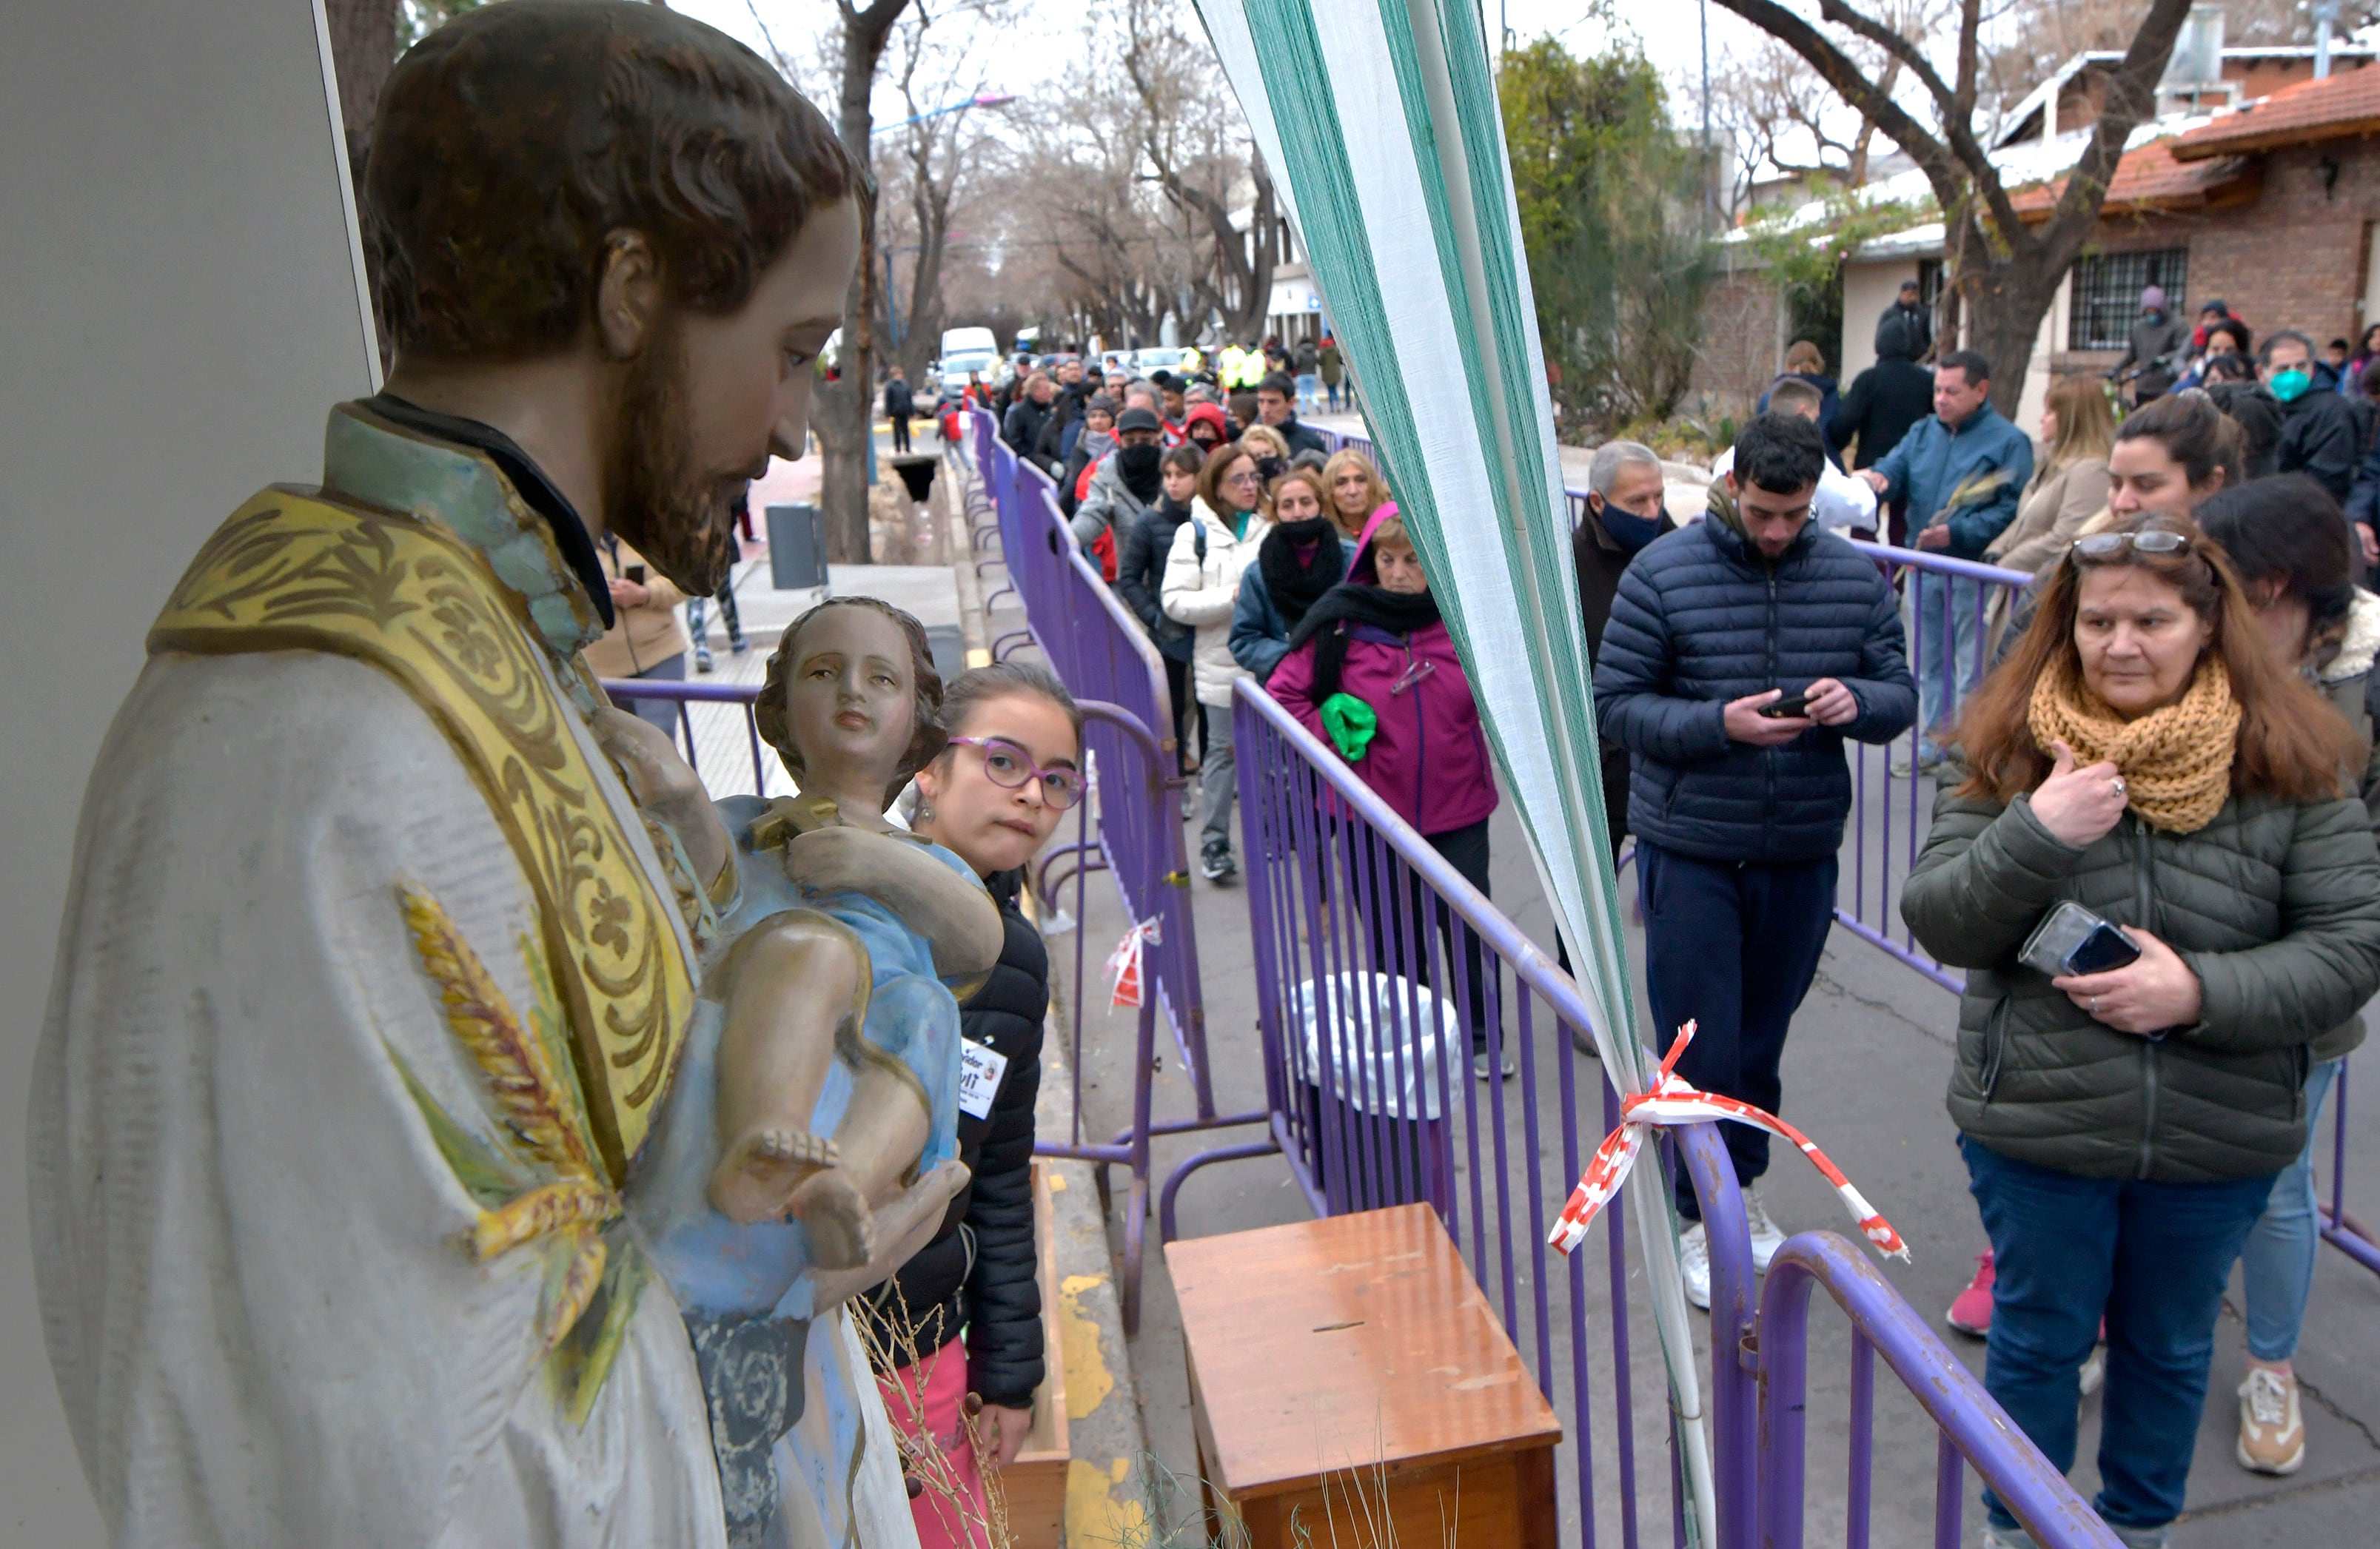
[{"x1": 1320, "y1": 693, "x2": 1379, "y2": 763}]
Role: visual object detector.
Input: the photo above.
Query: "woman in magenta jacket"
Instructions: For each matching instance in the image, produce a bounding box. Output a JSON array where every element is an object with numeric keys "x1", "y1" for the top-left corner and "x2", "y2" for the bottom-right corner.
[{"x1": 1270, "y1": 505, "x2": 1506, "y2": 1075}]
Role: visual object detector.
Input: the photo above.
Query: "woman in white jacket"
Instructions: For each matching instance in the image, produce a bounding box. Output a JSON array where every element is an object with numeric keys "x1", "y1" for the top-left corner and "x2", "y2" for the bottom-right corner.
[{"x1": 1163, "y1": 439, "x2": 1274, "y2": 881}]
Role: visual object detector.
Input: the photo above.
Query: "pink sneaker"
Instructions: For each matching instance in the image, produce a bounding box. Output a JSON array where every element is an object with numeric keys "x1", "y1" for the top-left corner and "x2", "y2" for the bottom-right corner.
[{"x1": 1947, "y1": 1251, "x2": 1995, "y2": 1337}]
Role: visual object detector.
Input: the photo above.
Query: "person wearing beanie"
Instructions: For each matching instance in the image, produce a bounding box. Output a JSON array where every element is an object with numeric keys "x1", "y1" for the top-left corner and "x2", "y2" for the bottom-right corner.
[
  {"x1": 1071, "y1": 406, "x2": 1167, "y2": 580},
  {"x1": 2114, "y1": 283, "x2": 2191, "y2": 405}
]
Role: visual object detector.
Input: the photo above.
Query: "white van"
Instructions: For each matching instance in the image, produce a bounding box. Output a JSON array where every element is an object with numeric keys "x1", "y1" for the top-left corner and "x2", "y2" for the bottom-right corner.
[{"x1": 939, "y1": 326, "x2": 999, "y2": 388}]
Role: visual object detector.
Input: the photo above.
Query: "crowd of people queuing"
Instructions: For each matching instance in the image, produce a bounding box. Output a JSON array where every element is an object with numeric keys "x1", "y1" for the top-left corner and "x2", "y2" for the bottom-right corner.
[{"x1": 917, "y1": 291, "x2": 2380, "y2": 1545}]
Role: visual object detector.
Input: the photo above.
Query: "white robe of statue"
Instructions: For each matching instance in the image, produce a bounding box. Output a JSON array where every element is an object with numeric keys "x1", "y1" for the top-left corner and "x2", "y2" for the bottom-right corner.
[{"x1": 30, "y1": 639, "x2": 916, "y2": 1545}]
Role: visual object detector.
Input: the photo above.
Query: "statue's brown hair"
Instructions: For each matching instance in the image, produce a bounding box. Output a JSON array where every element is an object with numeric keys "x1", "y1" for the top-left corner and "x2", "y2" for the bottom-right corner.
[{"x1": 367, "y1": 0, "x2": 860, "y2": 359}]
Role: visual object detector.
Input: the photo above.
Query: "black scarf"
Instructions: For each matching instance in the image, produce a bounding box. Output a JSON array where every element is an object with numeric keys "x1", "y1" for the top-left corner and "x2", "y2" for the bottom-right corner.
[
  {"x1": 1284, "y1": 581, "x2": 1442, "y2": 701},
  {"x1": 1258, "y1": 518, "x2": 1343, "y2": 631},
  {"x1": 1116, "y1": 443, "x2": 1164, "y2": 502}
]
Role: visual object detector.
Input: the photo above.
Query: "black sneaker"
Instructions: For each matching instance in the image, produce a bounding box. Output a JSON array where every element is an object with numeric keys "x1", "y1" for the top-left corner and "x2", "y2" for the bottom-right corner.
[{"x1": 1200, "y1": 840, "x2": 1236, "y2": 883}]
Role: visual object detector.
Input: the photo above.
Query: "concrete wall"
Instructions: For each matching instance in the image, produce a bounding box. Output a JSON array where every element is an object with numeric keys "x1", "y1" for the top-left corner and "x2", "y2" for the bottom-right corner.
[
  {"x1": 1839, "y1": 258, "x2": 1920, "y2": 382},
  {"x1": 0, "y1": 2, "x2": 377, "y2": 1539}
]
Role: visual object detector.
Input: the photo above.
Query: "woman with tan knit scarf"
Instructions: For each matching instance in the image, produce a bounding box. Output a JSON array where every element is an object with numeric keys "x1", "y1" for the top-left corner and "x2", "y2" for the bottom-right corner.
[{"x1": 1903, "y1": 511, "x2": 2380, "y2": 1549}]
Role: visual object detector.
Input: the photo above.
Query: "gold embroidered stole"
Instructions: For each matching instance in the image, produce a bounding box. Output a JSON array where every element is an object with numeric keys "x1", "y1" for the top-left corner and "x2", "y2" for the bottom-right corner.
[{"x1": 150, "y1": 485, "x2": 692, "y2": 1185}]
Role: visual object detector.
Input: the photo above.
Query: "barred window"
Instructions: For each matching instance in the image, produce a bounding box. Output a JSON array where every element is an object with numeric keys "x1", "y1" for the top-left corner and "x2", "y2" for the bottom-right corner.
[{"x1": 2068, "y1": 249, "x2": 2188, "y2": 351}]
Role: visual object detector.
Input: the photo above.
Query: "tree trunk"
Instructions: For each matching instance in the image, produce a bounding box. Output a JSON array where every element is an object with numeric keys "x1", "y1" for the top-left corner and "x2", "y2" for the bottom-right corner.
[
  {"x1": 1953, "y1": 211, "x2": 2065, "y2": 417},
  {"x1": 816, "y1": 0, "x2": 908, "y2": 565}
]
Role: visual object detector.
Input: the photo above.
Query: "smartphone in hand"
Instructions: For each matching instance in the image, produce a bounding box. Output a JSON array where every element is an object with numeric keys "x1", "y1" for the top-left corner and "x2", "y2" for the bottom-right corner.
[
  {"x1": 1758, "y1": 691, "x2": 1811, "y2": 719},
  {"x1": 625, "y1": 565, "x2": 648, "y2": 585}
]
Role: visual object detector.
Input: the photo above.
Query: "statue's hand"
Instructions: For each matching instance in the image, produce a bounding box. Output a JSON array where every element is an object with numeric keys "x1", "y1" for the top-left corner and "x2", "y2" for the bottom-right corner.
[
  {"x1": 808, "y1": 1160, "x2": 971, "y2": 1314},
  {"x1": 590, "y1": 706, "x2": 731, "y2": 895},
  {"x1": 782, "y1": 827, "x2": 1004, "y2": 977}
]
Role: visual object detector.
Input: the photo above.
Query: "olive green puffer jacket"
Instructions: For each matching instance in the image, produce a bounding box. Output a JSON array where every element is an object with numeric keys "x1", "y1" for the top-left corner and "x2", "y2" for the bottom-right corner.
[{"x1": 1903, "y1": 784, "x2": 2380, "y2": 1181}]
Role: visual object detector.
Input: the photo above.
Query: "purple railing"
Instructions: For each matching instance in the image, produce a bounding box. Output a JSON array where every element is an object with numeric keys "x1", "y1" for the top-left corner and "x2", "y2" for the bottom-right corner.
[
  {"x1": 963, "y1": 409, "x2": 1269, "y2": 1331},
  {"x1": 1207, "y1": 676, "x2": 2120, "y2": 1548},
  {"x1": 596, "y1": 676, "x2": 775, "y2": 797}
]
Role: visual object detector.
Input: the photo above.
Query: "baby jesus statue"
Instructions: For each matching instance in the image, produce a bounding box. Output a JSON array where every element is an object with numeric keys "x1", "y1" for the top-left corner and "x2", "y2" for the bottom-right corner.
[{"x1": 681, "y1": 597, "x2": 1003, "y2": 1269}]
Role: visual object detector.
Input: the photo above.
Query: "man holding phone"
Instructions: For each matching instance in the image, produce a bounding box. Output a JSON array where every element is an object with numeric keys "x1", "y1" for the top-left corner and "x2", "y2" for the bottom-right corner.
[{"x1": 1596, "y1": 412, "x2": 1917, "y2": 1306}]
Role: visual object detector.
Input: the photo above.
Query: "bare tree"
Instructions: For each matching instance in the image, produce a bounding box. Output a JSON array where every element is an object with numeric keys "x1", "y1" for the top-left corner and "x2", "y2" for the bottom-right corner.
[
  {"x1": 1118, "y1": 0, "x2": 1276, "y2": 342},
  {"x1": 874, "y1": 11, "x2": 1004, "y2": 380},
  {"x1": 1713, "y1": 0, "x2": 2196, "y2": 409}
]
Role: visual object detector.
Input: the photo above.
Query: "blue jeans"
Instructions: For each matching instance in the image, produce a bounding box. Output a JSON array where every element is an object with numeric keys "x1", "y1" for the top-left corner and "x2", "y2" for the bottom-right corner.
[
  {"x1": 2239, "y1": 1056, "x2": 2342, "y2": 1362},
  {"x1": 1637, "y1": 844, "x2": 1838, "y2": 1217},
  {"x1": 1295, "y1": 372, "x2": 1320, "y2": 409},
  {"x1": 1910, "y1": 571, "x2": 1983, "y2": 757},
  {"x1": 1962, "y1": 1136, "x2": 2276, "y2": 1533}
]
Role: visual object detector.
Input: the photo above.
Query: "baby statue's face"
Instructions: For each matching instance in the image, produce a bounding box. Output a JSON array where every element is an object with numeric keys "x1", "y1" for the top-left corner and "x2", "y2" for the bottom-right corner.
[{"x1": 783, "y1": 606, "x2": 916, "y2": 790}]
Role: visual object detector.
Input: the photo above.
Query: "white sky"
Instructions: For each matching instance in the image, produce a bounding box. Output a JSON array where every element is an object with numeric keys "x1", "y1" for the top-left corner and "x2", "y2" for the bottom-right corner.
[{"x1": 675, "y1": 0, "x2": 1766, "y2": 136}]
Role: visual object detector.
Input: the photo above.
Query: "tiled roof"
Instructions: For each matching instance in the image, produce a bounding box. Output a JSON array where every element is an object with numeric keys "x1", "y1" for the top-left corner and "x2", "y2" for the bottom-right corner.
[
  {"x1": 2172, "y1": 67, "x2": 2380, "y2": 161},
  {"x1": 2008, "y1": 138, "x2": 2256, "y2": 219}
]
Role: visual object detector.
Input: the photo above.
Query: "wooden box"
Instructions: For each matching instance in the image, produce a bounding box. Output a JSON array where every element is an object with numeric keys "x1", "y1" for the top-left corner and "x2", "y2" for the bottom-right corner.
[
  {"x1": 996, "y1": 1160, "x2": 1069, "y2": 1548},
  {"x1": 1167, "y1": 1204, "x2": 1563, "y2": 1549}
]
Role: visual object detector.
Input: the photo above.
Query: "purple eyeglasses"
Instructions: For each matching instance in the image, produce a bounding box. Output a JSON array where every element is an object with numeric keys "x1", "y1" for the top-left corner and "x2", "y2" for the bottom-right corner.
[{"x1": 948, "y1": 736, "x2": 1084, "y2": 809}]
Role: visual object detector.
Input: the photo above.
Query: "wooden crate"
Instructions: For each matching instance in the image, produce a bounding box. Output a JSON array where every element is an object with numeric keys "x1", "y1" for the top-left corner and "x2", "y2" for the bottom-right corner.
[
  {"x1": 1167, "y1": 1205, "x2": 1563, "y2": 1549},
  {"x1": 997, "y1": 1160, "x2": 1069, "y2": 1548}
]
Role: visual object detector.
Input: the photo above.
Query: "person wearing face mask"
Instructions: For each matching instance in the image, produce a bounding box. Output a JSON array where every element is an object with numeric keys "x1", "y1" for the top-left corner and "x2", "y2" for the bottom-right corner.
[
  {"x1": 1231, "y1": 466, "x2": 1350, "y2": 685},
  {"x1": 2263, "y1": 330, "x2": 2359, "y2": 503},
  {"x1": 1070, "y1": 406, "x2": 1167, "y2": 582},
  {"x1": 1574, "y1": 440, "x2": 1677, "y2": 859},
  {"x1": 1903, "y1": 513, "x2": 2380, "y2": 1549},
  {"x1": 1182, "y1": 400, "x2": 1233, "y2": 455},
  {"x1": 1269, "y1": 505, "x2": 1504, "y2": 1075},
  {"x1": 1598, "y1": 414, "x2": 1917, "y2": 1305},
  {"x1": 1117, "y1": 443, "x2": 1210, "y2": 774},
  {"x1": 871, "y1": 662, "x2": 1085, "y2": 1548}
]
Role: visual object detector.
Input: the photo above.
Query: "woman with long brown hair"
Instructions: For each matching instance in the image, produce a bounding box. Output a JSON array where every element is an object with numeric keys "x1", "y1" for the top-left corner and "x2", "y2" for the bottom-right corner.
[
  {"x1": 1903, "y1": 511, "x2": 2380, "y2": 1547},
  {"x1": 1987, "y1": 375, "x2": 2116, "y2": 578}
]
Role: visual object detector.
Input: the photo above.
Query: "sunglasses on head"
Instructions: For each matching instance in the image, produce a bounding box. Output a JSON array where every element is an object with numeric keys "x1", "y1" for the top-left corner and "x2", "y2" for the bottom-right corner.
[{"x1": 2072, "y1": 528, "x2": 2190, "y2": 560}]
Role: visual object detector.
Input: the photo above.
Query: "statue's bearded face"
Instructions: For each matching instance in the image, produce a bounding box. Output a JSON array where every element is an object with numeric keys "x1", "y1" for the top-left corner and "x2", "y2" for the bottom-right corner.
[{"x1": 607, "y1": 198, "x2": 860, "y2": 595}]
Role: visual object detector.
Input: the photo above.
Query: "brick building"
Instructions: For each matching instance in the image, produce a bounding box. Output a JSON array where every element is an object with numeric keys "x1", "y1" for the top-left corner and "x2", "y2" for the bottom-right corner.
[{"x1": 1699, "y1": 51, "x2": 2380, "y2": 428}]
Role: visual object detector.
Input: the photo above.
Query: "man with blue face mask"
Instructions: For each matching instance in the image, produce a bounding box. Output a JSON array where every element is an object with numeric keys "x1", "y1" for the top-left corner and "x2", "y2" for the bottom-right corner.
[
  {"x1": 1574, "y1": 440, "x2": 1676, "y2": 864},
  {"x1": 2265, "y1": 329, "x2": 2360, "y2": 501}
]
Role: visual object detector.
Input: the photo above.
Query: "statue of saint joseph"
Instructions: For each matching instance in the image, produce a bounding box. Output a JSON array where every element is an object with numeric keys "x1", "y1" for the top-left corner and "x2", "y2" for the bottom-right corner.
[{"x1": 28, "y1": 5, "x2": 949, "y2": 1544}]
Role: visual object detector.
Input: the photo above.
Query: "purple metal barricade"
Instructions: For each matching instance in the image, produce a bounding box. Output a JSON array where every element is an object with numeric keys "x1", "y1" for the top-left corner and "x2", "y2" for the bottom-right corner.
[
  {"x1": 1204, "y1": 675, "x2": 2121, "y2": 1549},
  {"x1": 597, "y1": 676, "x2": 774, "y2": 798},
  {"x1": 962, "y1": 409, "x2": 1269, "y2": 1331}
]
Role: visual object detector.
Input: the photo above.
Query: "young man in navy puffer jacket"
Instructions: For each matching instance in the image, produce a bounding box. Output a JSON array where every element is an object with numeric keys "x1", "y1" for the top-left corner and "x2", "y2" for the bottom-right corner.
[{"x1": 1593, "y1": 412, "x2": 1916, "y2": 1305}]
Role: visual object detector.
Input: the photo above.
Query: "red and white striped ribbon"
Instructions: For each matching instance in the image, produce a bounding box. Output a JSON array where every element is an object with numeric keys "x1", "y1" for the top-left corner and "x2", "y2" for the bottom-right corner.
[
  {"x1": 1104, "y1": 919, "x2": 1161, "y2": 1010},
  {"x1": 1547, "y1": 1020, "x2": 1907, "y2": 1262}
]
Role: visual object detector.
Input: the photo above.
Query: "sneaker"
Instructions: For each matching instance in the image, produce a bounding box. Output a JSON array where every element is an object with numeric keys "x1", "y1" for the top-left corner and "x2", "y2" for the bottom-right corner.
[
  {"x1": 1679, "y1": 1222, "x2": 1712, "y2": 1311},
  {"x1": 1200, "y1": 840, "x2": 1236, "y2": 883},
  {"x1": 1472, "y1": 1049, "x2": 1517, "y2": 1081},
  {"x1": 694, "y1": 639, "x2": 715, "y2": 674},
  {"x1": 1982, "y1": 1528, "x2": 2039, "y2": 1549},
  {"x1": 1743, "y1": 1187, "x2": 1787, "y2": 1272},
  {"x1": 2079, "y1": 1344, "x2": 2106, "y2": 1397},
  {"x1": 728, "y1": 631, "x2": 751, "y2": 655},
  {"x1": 1946, "y1": 1251, "x2": 1996, "y2": 1337},
  {"x1": 2108, "y1": 1527, "x2": 2172, "y2": 1549},
  {"x1": 1888, "y1": 749, "x2": 1942, "y2": 777},
  {"x1": 2237, "y1": 1367, "x2": 2307, "y2": 1475}
]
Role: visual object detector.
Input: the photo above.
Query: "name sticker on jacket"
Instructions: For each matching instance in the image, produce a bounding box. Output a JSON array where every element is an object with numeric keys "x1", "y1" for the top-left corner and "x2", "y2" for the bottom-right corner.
[{"x1": 957, "y1": 1038, "x2": 1010, "y2": 1120}]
